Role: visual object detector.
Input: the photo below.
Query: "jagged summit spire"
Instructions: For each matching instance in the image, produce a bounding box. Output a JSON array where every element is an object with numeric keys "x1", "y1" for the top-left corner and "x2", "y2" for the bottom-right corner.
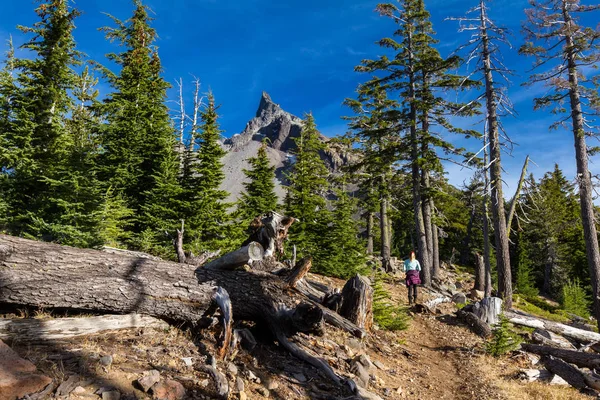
[{"x1": 256, "y1": 91, "x2": 280, "y2": 118}]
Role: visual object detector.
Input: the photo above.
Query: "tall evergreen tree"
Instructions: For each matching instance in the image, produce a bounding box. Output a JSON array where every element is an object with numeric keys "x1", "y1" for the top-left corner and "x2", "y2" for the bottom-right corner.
[
  {"x1": 3, "y1": 0, "x2": 88, "y2": 244},
  {"x1": 99, "y1": 0, "x2": 179, "y2": 240},
  {"x1": 237, "y1": 141, "x2": 278, "y2": 221},
  {"x1": 0, "y1": 37, "x2": 17, "y2": 227},
  {"x1": 520, "y1": 0, "x2": 600, "y2": 329},
  {"x1": 181, "y1": 92, "x2": 230, "y2": 251},
  {"x1": 285, "y1": 113, "x2": 330, "y2": 263},
  {"x1": 356, "y1": 0, "x2": 479, "y2": 284}
]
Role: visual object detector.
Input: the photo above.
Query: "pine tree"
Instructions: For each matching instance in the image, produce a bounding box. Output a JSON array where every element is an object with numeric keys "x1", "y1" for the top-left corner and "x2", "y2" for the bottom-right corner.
[
  {"x1": 318, "y1": 187, "x2": 366, "y2": 278},
  {"x1": 0, "y1": 37, "x2": 17, "y2": 228},
  {"x1": 99, "y1": 0, "x2": 179, "y2": 241},
  {"x1": 182, "y1": 92, "x2": 230, "y2": 251},
  {"x1": 285, "y1": 113, "x2": 329, "y2": 262},
  {"x1": 520, "y1": 0, "x2": 600, "y2": 329},
  {"x1": 4, "y1": 0, "x2": 89, "y2": 244},
  {"x1": 237, "y1": 141, "x2": 278, "y2": 221},
  {"x1": 356, "y1": 0, "x2": 479, "y2": 283},
  {"x1": 344, "y1": 80, "x2": 398, "y2": 270}
]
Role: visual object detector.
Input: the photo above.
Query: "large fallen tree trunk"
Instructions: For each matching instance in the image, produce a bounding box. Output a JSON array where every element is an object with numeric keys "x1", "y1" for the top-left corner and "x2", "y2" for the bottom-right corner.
[
  {"x1": 0, "y1": 233, "x2": 371, "y2": 395},
  {"x1": 521, "y1": 344, "x2": 600, "y2": 370},
  {"x1": 506, "y1": 311, "x2": 600, "y2": 343},
  {"x1": 0, "y1": 234, "x2": 363, "y2": 340},
  {"x1": 541, "y1": 355, "x2": 600, "y2": 395},
  {"x1": 0, "y1": 314, "x2": 168, "y2": 342}
]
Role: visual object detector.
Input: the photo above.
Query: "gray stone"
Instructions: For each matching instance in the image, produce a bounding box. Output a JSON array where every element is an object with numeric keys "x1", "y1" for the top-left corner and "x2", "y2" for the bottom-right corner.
[
  {"x1": 181, "y1": 357, "x2": 194, "y2": 367},
  {"x1": 257, "y1": 387, "x2": 270, "y2": 397},
  {"x1": 452, "y1": 292, "x2": 467, "y2": 305},
  {"x1": 246, "y1": 370, "x2": 260, "y2": 383},
  {"x1": 102, "y1": 391, "x2": 121, "y2": 400},
  {"x1": 72, "y1": 386, "x2": 87, "y2": 394},
  {"x1": 353, "y1": 354, "x2": 374, "y2": 371},
  {"x1": 99, "y1": 355, "x2": 113, "y2": 367},
  {"x1": 137, "y1": 370, "x2": 161, "y2": 393},
  {"x1": 227, "y1": 362, "x2": 239, "y2": 376},
  {"x1": 350, "y1": 362, "x2": 370, "y2": 388},
  {"x1": 236, "y1": 377, "x2": 245, "y2": 392},
  {"x1": 266, "y1": 378, "x2": 279, "y2": 390},
  {"x1": 373, "y1": 360, "x2": 387, "y2": 371}
]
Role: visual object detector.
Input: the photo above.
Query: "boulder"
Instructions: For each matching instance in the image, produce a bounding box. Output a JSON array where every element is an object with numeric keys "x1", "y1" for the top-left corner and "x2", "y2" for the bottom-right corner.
[
  {"x1": 0, "y1": 339, "x2": 52, "y2": 400},
  {"x1": 452, "y1": 292, "x2": 467, "y2": 305},
  {"x1": 152, "y1": 379, "x2": 186, "y2": 400}
]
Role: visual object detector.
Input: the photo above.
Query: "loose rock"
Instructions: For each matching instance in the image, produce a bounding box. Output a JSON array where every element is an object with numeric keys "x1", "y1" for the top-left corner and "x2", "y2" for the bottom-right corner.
[
  {"x1": 236, "y1": 377, "x2": 245, "y2": 392},
  {"x1": 102, "y1": 391, "x2": 121, "y2": 400},
  {"x1": 0, "y1": 339, "x2": 52, "y2": 400},
  {"x1": 152, "y1": 379, "x2": 186, "y2": 400},
  {"x1": 137, "y1": 370, "x2": 161, "y2": 393}
]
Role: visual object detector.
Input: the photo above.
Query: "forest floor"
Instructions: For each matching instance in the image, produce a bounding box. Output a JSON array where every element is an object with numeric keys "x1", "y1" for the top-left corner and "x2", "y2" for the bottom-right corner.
[{"x1": 2, "y1": 266, "x2": 592, "y2": 400}]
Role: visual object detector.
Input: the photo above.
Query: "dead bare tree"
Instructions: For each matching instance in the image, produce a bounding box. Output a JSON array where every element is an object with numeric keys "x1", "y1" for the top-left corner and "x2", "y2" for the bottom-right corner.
[{"x1": 521, "y1": 0, "x2": 600, "y2": 330}]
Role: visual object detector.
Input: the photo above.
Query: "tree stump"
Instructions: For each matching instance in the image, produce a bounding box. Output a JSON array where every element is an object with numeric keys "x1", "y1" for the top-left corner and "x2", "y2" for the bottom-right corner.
[{"x1": 339, "y1": 275, "x2": 373, "y2": 332}]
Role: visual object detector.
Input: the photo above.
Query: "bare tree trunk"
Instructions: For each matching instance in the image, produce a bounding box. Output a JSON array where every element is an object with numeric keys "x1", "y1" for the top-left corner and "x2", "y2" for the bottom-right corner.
[
  {"x1": 474, "y1": 252, "x2": 485, "y2": 291},
  {"x1": 481, "y1": 1, "x2": 512, "y2": 307},
  {"x1": 562, "y1": 3, "x2": 600, "y2": 331},
  {"x1": 460, "y1": 202, "x2": 476, "y2": 266},
  {"x1": 422, "y1": 169, "x2": 434, "y2": 276},
  {"x1": 506, "y1": 155, "x2": 529, "y2": 235},
  {"x1": 380, "y1": 194, "x2": 391, "y2": 272},
  {"x1": 407, "y1": 30, "x2": 430, "y2": 286},
  {"x1": 483, "y1": 134, "x2": 493, "y2": 298},
  {"x1": 366, "y1": 212, "x2": 374, "y2": 255},
  {"x1": 432, "y1": 222, "x2": 440, "y2": 281}
]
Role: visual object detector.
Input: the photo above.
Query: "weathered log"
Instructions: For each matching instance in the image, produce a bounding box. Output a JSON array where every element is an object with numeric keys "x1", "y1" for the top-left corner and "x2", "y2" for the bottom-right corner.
[
  {"x1": 0, "y1": 234, "x2": 371, "y2": 394},
  {"x1": 286, "y1": 257, "x2": 312, "y2": 288},
  {"x1": 457, "y1": 309, "x2": 492, "y2": 338},
  {"x1": 541, "y1": 355, "x2": 598, "y2": 394},
  {"x1": 0, "y1": 314, "x2": 168, "y2": 342},
  {"x1": 339, "y1": 275, "x2": 373, "y2": 332},
  {"x1": 242, "y1": 212, "x2": 295, "y2": 257},
  {"x1": 532, "y1": 329, "x2": 576, "y2": 350},
  {"x1": 506, "y1": 310, "x2": 600, "y2": 343},
  {"x1": 518, "y1": 368, "x2": 557, "y2": 383},
  {"x1": 202, "y1": 287, "x2": 233, "y2": 360},
  {"x1": 521, "y1": 344, "x2": 600, "y2": 370},
  {"x1": 203, "y1": 242, "x2": 264, "y2": 270},
  {"x1": 472, "y1": 297, "x2": 502, "y2": 325}
]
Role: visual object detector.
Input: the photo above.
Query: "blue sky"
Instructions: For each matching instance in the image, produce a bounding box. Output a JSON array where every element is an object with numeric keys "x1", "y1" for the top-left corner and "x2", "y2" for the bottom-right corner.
[{"x1": 0, "y1": 0, "x2": 598, "y2": 195}]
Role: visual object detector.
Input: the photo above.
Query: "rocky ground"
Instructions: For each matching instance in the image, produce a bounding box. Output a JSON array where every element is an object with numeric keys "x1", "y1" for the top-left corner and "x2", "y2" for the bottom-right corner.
[{"x1": 0, "y1": 265, "x2": 592, "y2": 400}]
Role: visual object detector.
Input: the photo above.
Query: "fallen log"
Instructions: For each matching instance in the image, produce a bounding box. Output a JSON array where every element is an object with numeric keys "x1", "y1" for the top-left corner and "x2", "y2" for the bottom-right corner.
[
  {"x1": 521, "y1": 344, "x2": 600, "y2": 370},
  {"x1": 203, "y1": 242, "x2": 264, "y2": 270},
  {"x1": 286, "y1": 257, "x2": 312, "y2": 288},
  {"x1": 0, "y1": 233, "x2": 370, "y2": 394},
  {"x1": 532, "y1": 329, "x2": 576, "y2": 350},
  {"x1": 506, "y1": 310, "x2": 600, "y2": 343},
  {"x1": 518, "y1": 368, "x2": 566, "y2": 384},
  {"x1": 0, "y1": 314, "x2": 168, "y2": 342},
  {"x1": 541, "y1": 355, "x2": 599, "y2": 394},
  {"x1": 457, "y1": 309, "x2": 492, "y2": 338}
]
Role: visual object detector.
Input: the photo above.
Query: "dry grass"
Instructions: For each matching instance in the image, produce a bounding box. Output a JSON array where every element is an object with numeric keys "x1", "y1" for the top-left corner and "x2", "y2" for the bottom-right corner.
[{"x1": 477, "y1": 355, "x2": 590, "y2": 400}]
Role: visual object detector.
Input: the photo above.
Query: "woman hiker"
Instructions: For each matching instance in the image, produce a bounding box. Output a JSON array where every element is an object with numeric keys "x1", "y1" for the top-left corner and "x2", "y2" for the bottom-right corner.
[{"x1": 404, "y1": 250, "x2": 421, "y2": 305}]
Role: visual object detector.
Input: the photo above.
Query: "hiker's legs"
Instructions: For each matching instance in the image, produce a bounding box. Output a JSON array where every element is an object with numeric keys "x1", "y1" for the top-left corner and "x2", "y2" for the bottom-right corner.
[
  {"x1": 413, "y1": 285, "x2": 418, "y2": 304},
  {"x1": 407, "y1": 285, "x2": 414, "y2": 304}
]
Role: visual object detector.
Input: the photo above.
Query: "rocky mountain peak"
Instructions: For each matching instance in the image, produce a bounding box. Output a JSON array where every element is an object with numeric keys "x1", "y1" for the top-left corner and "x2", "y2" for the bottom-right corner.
[{"x1": 256, "y1": 91, "x2": 280, "y2": 118}]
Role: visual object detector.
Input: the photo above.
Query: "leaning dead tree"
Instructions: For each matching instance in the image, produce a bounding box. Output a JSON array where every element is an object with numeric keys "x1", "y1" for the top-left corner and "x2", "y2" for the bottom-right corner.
[{"x1": 0, "y1": 212, "x2": 377, "y2": 397}]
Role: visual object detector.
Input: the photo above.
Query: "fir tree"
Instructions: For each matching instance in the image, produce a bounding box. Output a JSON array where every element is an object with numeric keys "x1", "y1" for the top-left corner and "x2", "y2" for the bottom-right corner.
[
  {"x1": 4, "y1": 0, "x2": 88, "y2": 244},
  {"x1": 237, "y1": 141, "x2": 277, "y2": 221},
  {"x1": 485, "y1": 315, "x2": 522, "y2": 357},
  {"x1": 318, "y1": 187, "x2": 366, "y2": 278},
  {"x1": 99, "y1": 0, "x2": 179, "y2": 240},
  {"x1": 285, "y1": 113, "x2": 329, "y2": 262},
  {"x1": 182, "y1": 92, "x2": 230, "y2": 251}
]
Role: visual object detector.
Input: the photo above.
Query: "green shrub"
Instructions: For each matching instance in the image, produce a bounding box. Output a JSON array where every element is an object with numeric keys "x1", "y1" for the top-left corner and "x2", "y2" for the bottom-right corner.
[
  {"x1": 560, "y1": 279, "x2": 591, "y2": 319},
  {"x1": 485, "y1": 315, "x2": 522, "y2": 357},
  {"x1": 372, "y1": 274, "x2": 409, "y2": 331}
]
